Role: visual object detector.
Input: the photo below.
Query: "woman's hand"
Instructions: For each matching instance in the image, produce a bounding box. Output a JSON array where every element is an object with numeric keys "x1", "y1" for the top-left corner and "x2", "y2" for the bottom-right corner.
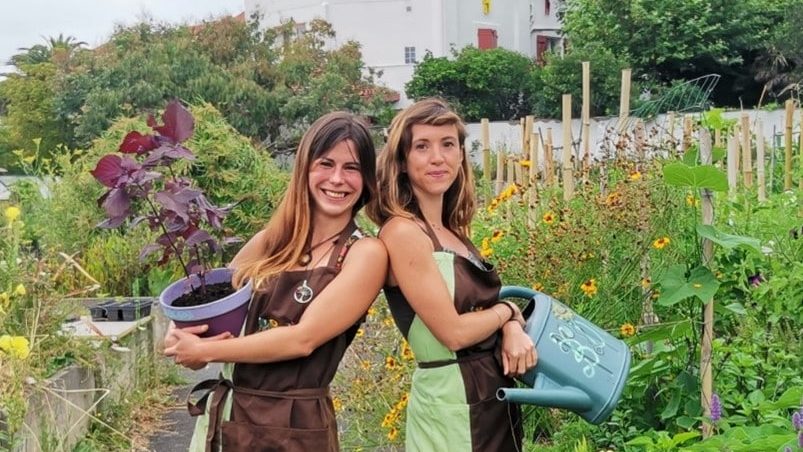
[
  {"x1": 500, "y1": 322, "x2": 537, "y2": 377},
  {"x1": 163, "y1": 324, "x2": 232, "y2": 370}
]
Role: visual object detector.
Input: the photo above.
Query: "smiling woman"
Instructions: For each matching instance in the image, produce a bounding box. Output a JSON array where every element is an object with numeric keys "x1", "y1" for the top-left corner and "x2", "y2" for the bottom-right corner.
[{"x1": 162, "y1": 111, "x2": 388, "y2": 451}]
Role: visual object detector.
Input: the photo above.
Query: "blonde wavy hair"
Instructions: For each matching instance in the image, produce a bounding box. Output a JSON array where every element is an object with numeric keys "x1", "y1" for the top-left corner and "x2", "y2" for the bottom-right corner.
[
  {"x1": 233, "y1": 112, "x2": 376, "y2": 288},
  {"x1": 366, "y1": 98, "x2": 475, "y2": 237}
]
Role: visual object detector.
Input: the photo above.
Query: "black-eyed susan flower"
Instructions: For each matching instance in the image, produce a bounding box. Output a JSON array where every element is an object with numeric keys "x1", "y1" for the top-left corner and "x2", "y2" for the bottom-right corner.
[
  {"x1": 652, "y1": 237, "x2": 670, "y2": 250},
  {"x1": 620, "y1": 323, "x2": 636, "y2": 337},
  {"x1": 355, "y1": 328, "x2": 365, "y2": 338},
  {"x1": 385, "y1": 356, "x2": 398, "y2": 370},
  {"x1": 480, "y1": 237, "x2": 493, "y2": 258},
  {"x1": 629, "y1": 171, "x2": 642, "y2": 181},
  {"x1": 686, "y1": 193, "x2": 699, "y2": 207},
  {"x1": 542, "y1": 212, "x2": 555, "y2": 225},
  {"x1": 519, "y1": 160, "x2": 532, "y2": 168},
  {"x1": 491, "y1": 230, "x2": 504, "y2": 243},
  {"x1": 580, "y1": 279, "x2": 598, "y2": 297},
  {"x1": 641, "y1": 278, "x2": 651, "y2": 289},
  {"x1": 532, "y1": 282, "x2": 544, "y2": 291},
  {"x1": 332, "y1": 397, "x2": 343, "y2": 411},
  {"x1": 387, "y1": 427, "x2": 399, "y2": 441}
]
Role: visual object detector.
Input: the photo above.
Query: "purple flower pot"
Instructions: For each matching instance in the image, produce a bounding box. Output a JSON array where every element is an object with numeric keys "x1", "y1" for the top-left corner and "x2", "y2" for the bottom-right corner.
[{"x1": 159, "y1": 267, "x2": 252, "y2": 337}]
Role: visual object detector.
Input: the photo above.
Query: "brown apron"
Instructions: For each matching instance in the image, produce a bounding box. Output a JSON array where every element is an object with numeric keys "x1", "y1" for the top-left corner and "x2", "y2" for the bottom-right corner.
[{"x1": 188, "y1": 222, "x2": 363, "y2": 451}]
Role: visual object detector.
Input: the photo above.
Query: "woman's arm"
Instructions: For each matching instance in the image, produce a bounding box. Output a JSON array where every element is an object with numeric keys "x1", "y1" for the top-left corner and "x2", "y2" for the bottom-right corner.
[
  {"x1": 164, "y1": 237, "x2": 388, "y2": 365},
  {"x1": 379, "y1": 217, "x2": 518, "y2": 351}
]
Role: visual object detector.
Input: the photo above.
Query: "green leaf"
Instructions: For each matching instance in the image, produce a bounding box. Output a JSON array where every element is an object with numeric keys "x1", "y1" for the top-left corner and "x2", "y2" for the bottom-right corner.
[
  {"x1": 663, "y1": 163, "x2": 728, "y2": 191},
  {"x1": 696, "y1": 225, "x2": 761, "y2": 251},
  {"x1": 675, "y1": 416, "x2": 696, "y2": 430},
  {"x1": 661, "y1": 388, "x2": 682, "y2": 420},
  {"x1": 759, "y1": 386, "x2": 803, "y2": 410},
  {"x1": 657, "y1": 265, "x2": 720, "y2": 306},
  {"x1": 671, "y1": 431, "x2": 701, "y2": 445},
  {"x1": 723, "y1": 303, "x2": 747, "y2": 315}
]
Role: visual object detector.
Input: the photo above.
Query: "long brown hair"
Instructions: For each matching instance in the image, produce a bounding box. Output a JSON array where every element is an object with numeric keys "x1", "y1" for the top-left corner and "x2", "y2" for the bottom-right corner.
[
  {"x1": 233, "y1": 112, "x2": 376, "y2": 288},
  {"x1": 366, "y1": 98, "x2": 475, "y2": 237}
]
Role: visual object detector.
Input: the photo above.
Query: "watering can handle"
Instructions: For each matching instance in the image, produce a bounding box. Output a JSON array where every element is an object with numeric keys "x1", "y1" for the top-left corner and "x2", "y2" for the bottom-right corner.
[{"x1": 499, "y1": 286, "x2": 538, "y2": 300}]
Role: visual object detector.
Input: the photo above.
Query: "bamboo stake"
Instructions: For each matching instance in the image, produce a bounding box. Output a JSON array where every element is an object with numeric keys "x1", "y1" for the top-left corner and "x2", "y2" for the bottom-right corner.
[
  {"x1": 506, "y1": 155, "x2": 516, "y2": 218},
  {"x1": 757, "y1": 119, "x2": 767, "y2": 202},
  {"x1": 528, "y1": 132, "x2": 540, "y2": 227},
  {"x1": 481, "y1": 118, "x2": 491, "y2": 182},
  {"x1": 741, "y1": 113, "x2": 753, "y2": 187},
  {"x1": 714, "y1": 129, "x2": 722, "y2": 148},
  {"x1": 682, "y1": 114, "x2": 693, "y2": 155},
  {"x1": 495, "y1": 149, "x2": 506, "y2": 195},
  {"x1": 667, "y1": 111, "x2": 676, "y2": 150},
  {"x1": 699, "y1": 129, "x2": 715, "y2": 439},
  {"x1": 582, "y1": 61, "x2": 591, "y2": 183},
  {"x1": 785, "y1": 99, "x2": 794, "y2": 190},
  {"x1": 732, "y1": 123, "x2": 741, "y2": 178},
  {"x1": 524, "y1": 115, "x2": 534, "y2": 159},
  {"x1": 562, "y1": 94, "x2": 574, "y2": 201},
  {"x1": 617, "y1": 69, "x2": 632, "y2": 132},
  {"x1": 634, "y1": 119, "x2": 646, "y2": 161},
  {"x1": 520, "y1": 117, "x2": 526, "y2": 155},
  {"x1": 514, "y1": 155, "x2": 524, "y2": 186},
  {"x1": 727, "y1": 134, "x2": 739, "y2": 197},
  {"x1": 545, "y1": 129, "x2": 554, "y2": 187}
]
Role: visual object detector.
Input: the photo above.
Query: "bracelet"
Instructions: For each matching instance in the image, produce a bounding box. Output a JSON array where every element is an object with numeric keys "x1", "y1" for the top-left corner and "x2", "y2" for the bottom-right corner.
[{"x1": 497, "y1": 301, "x2": 517, "y2": 323}]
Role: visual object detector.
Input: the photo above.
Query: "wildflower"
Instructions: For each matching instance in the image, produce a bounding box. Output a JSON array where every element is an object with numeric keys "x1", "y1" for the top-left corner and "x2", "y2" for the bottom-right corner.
[
  {"x1": 747, "y1": 273, "x2": 764, "y2": 287},
  {"x1": 13, "y1": 284, "x2": 26, "y2": 297},
  {"x1": 401, "y1": 341, "x2": 415, "y2": 360},
  {"x1": 355, "y1": 328, "x2": 365, "y2": 338},
  {"x1": 360, "y1": 360, "x2": 370, "y2": 370},
  {"x1": 605, "y1": 191, "x2": 621, "y2": 206},
  {"x1": 491, "y1": 230, "x2": 504, "y2": 243},
  {"x1": 480, "y1": 237, "x2": 493, "y2": 259},
  {"x1": 0, "y1": 335, "x2": 30, "y2": 359},
  {"x1": 383, "y1": 317, "x2": 394, "y2": 327},
  {"x1": 652, "y1": 237, "x2": 670, "y2": 250},
  {"x1": 487, "y1": 199, "x2": 499, "y2": 213},
  {"x1": 332, "y1": 397, "x2": 343, "y2": 411},
  {"x1": 710, "y1": 393, "x2": 722, "y2": 421},
  {"x1": 620, "y1": 323, "x2": 636, "y2": 337},
  {"x1": 629, "y1": 171, "x2": 642, "y2": 181},
  {"x1": 381, "y1": 411, "x2": 397, "y2": 428},
  {"x1": 385, "y1": 355, "x2": 398, "y2": 370},
  {"x1": 519, "y1": 160, "x2": 532, "y2": 168},
  {"x1": 793, "y1": 410, "x2": 802, "y2": 430},
  {"x1": 542, "y1": 212, "x2": 555, "y2": 225},
  {"x1": 532, "y1": 282, "x2": 544, "y2": 292},
  {"x1": 387, "y1": 427, "x2": 399, "y2": 441},
  {"x1": 367, "y1": 306, "x2": 377, "y2": 317},
  {"x1": 0, "y1": 292, "x2": 9, "y2": 308},
  {"x1": 641, "y1": 278, "x2": 651, "y2": 289},
  {"x1": 580, "y1": 279, "x2": 598, "y2": 298},
  {"x1": 686, "y1": 193, "x2": 699, "y2": 207},
  {"x1": 399, "y1": 392, "x2": 409, "y2": 404},
  {"x1": 4, "y1": 206, "x2": 21, "y2": 223}
]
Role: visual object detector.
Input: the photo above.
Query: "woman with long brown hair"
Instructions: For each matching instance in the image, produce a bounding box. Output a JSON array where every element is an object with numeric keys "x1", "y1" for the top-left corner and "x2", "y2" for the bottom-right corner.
[
  {"x1": 367, "y1": 98, "x2": 537, "y2": 451},
  {"x1": 164, "y1": 111, "x2": 387, "y2": 451}
]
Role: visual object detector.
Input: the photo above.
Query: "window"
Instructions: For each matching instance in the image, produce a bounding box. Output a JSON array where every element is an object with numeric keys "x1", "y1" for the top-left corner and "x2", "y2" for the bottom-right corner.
[
  {"x1": 477, "y1": 28, "x2": 498, "y2": 50},
  {"x1": 404, "y1": 46, "x2": 416, "y2": 64}
]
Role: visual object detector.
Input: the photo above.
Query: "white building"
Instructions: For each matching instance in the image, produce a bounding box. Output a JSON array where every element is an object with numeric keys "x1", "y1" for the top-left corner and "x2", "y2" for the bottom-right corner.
[{"x1": 244, "y1": 0, "x2": 565, "y2": 106}]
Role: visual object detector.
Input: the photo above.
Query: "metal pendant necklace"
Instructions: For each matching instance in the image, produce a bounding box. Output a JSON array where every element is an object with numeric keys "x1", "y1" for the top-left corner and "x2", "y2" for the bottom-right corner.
[{"x1": 294, "y1": 233, "x2": 340, "y2": 304}]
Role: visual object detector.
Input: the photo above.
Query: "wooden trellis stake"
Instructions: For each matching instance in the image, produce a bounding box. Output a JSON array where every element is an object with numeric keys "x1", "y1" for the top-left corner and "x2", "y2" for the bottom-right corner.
[
  {"x1": 524, "y1": 115, "x2": 534, "y2": 158},
  {"x1": 667, "y1": 111, "x2": 676, "y2": 149},
  {"x1": 732, "y1": 123, "x2": 741, "y2": 173},
  {"x1": 481, "y1": 118, "x2": 491, "y2": 182},
  {"x1": 581, "y1": 61, "x2": 591, "y2": 183},
  {"x1": 617, "y1": 69, "x2": 632, "y2": 132},
  {"x1": 682, "y1": 114, "x2": 693, "y2": 154},
  {"x1": 799, "y1": 109, "x2": 803, "y2": 191},
  {"x1": 757, "y1": 119, "x2": 767, "y2": 202},
  {"x1": 528, "y1": 132, "x2": 540, "y2": 227},
  {"x1": 514, "y1": 154, "x2": 524, "y2": 186},
  {"x1": 785, "y1": 99, "x2": 794, "y2": 190},
  {"x1": 727, "y1": 134, "x2": 739, "y2": 197},
  {"x1": 506, "y1": 154, "x2": 516, "y2": 218},
  {"x1": 495, "y1": 149, "x2": 506, "y2": 195},
  {"x1": 714, "y1": 129, "x2": 722, "y2": 148},
  {"x1": 699, "y1": 129, "x2": 716, "y2": 439},
  {"x1": 741, "y1": 113, "x2": 753, "y2": 187},
  {"x1": 634, "y1": 119, "x2": 646, "y2": 161},
  {"x1": 545, "y1": 129, "x2": 554, "y2": 187},
  {"x1": 562, "y1": 94, "x2": 574, "y2": 201}
]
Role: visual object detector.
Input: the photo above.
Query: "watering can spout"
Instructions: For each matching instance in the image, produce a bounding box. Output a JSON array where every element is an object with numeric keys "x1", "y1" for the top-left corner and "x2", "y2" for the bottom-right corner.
[{"x1": 497, "y1": 386, "x2": 593, "y2": 412}]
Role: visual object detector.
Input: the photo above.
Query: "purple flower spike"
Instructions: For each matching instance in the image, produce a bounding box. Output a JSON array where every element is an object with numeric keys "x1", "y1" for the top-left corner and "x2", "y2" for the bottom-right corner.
[
  {"x1": 793, "y1": 411, "x2": 802, "y2": 430},
  {"x1": 784, "y1": 446, "x2": 792, "y2": 452},
  {"x1": 710, "y1": 393, "x2": 722, "y2": 422},
  {"x1": 798, "y1": 430, "x2": 803, "y2": 449},
  {"x1": 747, "y1": 272, "x2": 764, "y2": 287}
]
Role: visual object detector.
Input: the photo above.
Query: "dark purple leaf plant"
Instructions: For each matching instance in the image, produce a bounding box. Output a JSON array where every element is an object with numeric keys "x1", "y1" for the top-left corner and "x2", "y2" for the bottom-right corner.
[{"x1": 90, "y1": 100, "x2": 237, "y2": 294}]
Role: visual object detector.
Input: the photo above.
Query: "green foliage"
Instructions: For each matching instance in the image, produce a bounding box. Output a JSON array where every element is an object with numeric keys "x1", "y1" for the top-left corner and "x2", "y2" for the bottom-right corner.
[
  {"x1": 530, "y1": 46, "x2": 630, "y2": 118},
  {"x1": 662, "y1": 162, "x2": 729, "y2": 192},
  {"x1": 406, "y1": 47, "x2": 536, "y2": 121}
]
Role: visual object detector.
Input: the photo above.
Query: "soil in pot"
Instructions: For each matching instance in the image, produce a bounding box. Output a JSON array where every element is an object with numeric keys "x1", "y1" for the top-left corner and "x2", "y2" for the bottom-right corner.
[{"x1": 170, "y1": 282, "x2": 236, "y2": 308}]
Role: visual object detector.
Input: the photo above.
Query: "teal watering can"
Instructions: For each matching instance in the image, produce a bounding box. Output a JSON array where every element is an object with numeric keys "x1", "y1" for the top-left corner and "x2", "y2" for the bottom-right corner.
[{"x1": 496, "y1": 286, "x2": 631, "y2": 424}]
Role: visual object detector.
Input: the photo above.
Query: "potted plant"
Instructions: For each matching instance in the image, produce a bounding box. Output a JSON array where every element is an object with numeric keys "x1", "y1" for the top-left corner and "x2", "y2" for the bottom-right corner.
[{"x1": 90, "y1": 99, "x2": 251, "y2": 337}]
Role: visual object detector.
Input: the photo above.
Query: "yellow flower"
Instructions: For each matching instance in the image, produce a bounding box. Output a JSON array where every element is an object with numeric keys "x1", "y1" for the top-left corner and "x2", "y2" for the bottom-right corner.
[
  {"x1": 641, "y1": 278, "x2": 651, "y2": 289},
  {"x1": 519, "y1": 160, "x2": 532, "y2": 168},
  {"x1": 686, "y1": 193, "x2": 699, "y2": 207},
  {"x1": 542, "y1": 212, "x2": 555, "y2": 225},
  {"x1": 4, "y1": 206, "x2": 21, "y2": 223},
  {"x1": 0, "y1": 335, "x2": 30, "y2": 359},
  {"x1": 480, "y1": 237, "x2": 493, "y2": 258},
  {"x1": 487, "y1": 199, "x2": 499, "y2": 213},
  {"x1": 629, "y1": 171, "x2": 642, "y2": 181},
  {"x1": 387, "y1": 427, "x2": 399, "y2": 441},
  {"x1": 332, "y1": 397, "x2": 343, "y2": 411},
  {"x1": 385, "y1": 355, "x2": 398, "y2": 370},
  {"x1": 360, "y1": 360, "x2": 371, "y2": 370},
  {"x1": 652, "y1": 237, "x2": 671, "y2": 250},
  {"x1": 620, "y1": 323, "x2": 636, "y2": 337},
  {"x1": 13, "y1": 284, "x2": 26, "y2": 296},
  {"x1": 367, "y1": 307, "x2": 377, "y2": 317},
  {"x1": 383, "y1": 317, "x2": 394, "y2": 327},
  {"x1": 580, "y1": 279, "x2": 598, "y2": 298},
  {"x1": 0, "y1": 292, "x2": 9, "y2": 308},
  {"x1": 532, "y1": 282, "x2": 544, "y2": 292},
  {"x1": 491, "y1": 230, "x2": 504, "y2": 243},
  {"x1": 355, "y1": 328, "x2": 365, "y2": 338}
]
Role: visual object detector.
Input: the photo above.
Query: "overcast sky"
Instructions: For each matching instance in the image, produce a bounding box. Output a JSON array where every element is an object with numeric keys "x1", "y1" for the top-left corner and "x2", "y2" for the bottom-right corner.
[{"x1": 1, "y1": 0, "x2": 244, "y2": 74}]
